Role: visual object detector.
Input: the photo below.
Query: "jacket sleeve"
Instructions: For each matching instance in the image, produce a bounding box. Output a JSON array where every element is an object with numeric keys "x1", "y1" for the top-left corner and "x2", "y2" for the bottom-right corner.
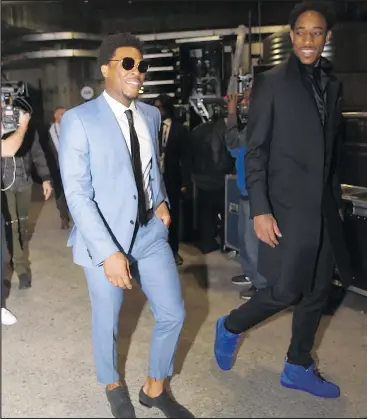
[
  {"x1": 30, "y1": 130, "x2": 52, "y2": 182},
  {"x1": 332, "y1": 114, "x2": 345, "y2": 210},
  {"x1": 225, "y1": 113, "x2": 248, "y2": 149},
  {"x1": 59, "y1": 110, "x2": 119, "y2": 265},
  {"x1": 212, "y1": 119, "x2": 227, "y2": 166},
  {"x1": 228, "y1": 147, "x2": 240, "y2": 158},
  {"x1": 245, "y1": 73, "x2": 274, "y2": 218}
]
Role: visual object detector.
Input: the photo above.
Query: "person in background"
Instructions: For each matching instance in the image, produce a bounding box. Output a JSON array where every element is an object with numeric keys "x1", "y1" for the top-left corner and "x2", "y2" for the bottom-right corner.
[
  {"x1": 215, "y1": 1, "x2": 351, "y2": 399},
  {"x1": 49, "y1": 107, "x2": 70, "y2": 229},
  {"x1": 2, "y1": 106, "x2": 52, "y2": 290},
  {"x1": 188, "y1": 113, "x2": 235, "y2": 254},
  {"x1": 1, "y1": 111, "x2": 30, "y2": 325},
  {"x1": 59, "y1": 33, "x2": 193, "y2": 418},
  {"x1": 225, "y1": 87, "x2": 268, "y2": 300},
  {"x1": 153, "y1": 94, "x2": 189, "y2": 266}
]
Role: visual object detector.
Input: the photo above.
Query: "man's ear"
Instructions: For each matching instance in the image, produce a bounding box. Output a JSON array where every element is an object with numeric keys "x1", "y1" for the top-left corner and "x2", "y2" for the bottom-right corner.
[
  {"x1": 101, "y1": 64, "x2": 109, "y2": 79},
  {"x1": 326, "y1": 30, "x2": 332, "y2": 44},
  {"x1": 289, "y1": 29, "x2": 294, "y2": 44}
]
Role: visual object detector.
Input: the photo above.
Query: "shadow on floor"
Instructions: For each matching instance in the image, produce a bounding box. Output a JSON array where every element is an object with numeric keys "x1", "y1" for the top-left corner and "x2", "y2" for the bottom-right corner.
[
  {"x1": 174, "y1": 263, "x2": 210, "y2": 375},
  {"x1": 207, "y1": 363, "x2": 349, "y2": 418}
]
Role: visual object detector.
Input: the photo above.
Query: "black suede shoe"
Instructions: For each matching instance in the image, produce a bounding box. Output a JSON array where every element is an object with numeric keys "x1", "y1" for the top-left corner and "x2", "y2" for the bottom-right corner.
[
  {"x1": 139, "y1": 387, "x2": 195, "y2": 418},
  {"x1": 18, "y1": 272, "x2": 32, "y2": 290},
  {"x1": 106, "y1": 386, "x2": 136, "y2": 418}
]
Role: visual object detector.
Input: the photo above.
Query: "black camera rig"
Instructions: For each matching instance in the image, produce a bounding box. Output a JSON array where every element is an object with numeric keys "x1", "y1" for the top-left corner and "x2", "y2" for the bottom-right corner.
[{"x1": 1, "y1": 81, "x2": 31, "y2": 132}]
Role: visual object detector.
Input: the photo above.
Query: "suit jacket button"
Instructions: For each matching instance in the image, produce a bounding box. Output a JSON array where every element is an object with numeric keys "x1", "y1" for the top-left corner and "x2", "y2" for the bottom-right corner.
[{"x1": 130, "y1": 220, "x2": 134, "y2": 224}]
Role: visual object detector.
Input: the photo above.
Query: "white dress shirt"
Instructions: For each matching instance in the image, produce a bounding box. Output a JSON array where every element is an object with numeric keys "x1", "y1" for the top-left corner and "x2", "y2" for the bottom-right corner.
[
  {"x1": 103, "y1": 91, "x2": 153, "y2": 210},
  {"x1": 49, "y1": 122, "x2": 60, "y2": 153}
]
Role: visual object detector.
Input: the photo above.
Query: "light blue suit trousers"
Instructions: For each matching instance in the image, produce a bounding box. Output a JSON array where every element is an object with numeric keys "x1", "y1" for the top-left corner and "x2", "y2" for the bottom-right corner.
[{"x1": 84, "y1": 214, "x2": 185, "y2": 384}]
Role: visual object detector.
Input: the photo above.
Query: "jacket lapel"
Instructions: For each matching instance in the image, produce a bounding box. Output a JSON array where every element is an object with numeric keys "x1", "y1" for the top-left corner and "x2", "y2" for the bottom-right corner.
[
  {"x1": 324, "y1": 77, "x2": 341, "y2": 177},
  {"x1": 95, "y1": 94, "x2": 134, "y2": 177},
  {"x1": 286, "y1": 54, "x2": 324, "y2": 135},
  {"x1": 287, "y1": 54, "x2": 341, "y2": 181},
  {"x1": 136, "y1": 102, "x2": 162, "y2": 206},
  {"x1": 136, "y1": 102, "x2": 159, "y2": 162}
]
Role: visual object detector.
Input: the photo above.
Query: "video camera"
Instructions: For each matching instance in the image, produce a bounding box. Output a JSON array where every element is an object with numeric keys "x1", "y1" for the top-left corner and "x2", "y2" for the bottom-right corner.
[{"x1": 1, "y1": 81, "x2": 31, "y2": 132}]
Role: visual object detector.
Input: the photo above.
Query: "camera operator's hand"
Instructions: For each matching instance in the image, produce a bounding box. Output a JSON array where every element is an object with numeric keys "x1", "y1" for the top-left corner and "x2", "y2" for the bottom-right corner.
[
  {"x1": 18, "y1": 111, "x2": 31, "y2": 131},
  {"x1": 42, "y1": 181, "x2": 53, "y2": 201},
  {"x1": 227, "y1": 93, "x2": 238, "y2": 115}
]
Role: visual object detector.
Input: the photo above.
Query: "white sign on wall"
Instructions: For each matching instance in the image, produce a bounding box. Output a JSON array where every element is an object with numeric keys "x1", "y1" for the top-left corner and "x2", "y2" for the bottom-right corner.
[{"x1": 80, "y1": 86, "x2": 94, "y2": 101}]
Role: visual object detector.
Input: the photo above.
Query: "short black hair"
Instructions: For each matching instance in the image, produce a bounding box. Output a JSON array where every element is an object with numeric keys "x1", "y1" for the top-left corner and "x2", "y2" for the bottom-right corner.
[
  {"x1": 98, "y1": 32, "x2": 144, "y2": 68},
  {"x1": 154, "y1": 94, "x2": 174, "y2": 117},
  {"x1": 289, "y1": 1, "x2": 336, "y2": 31}
]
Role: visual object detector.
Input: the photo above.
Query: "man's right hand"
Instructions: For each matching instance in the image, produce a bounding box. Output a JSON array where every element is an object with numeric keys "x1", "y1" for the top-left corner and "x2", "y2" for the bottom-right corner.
[
  {"x1": 254, "y1": 214, "x2": 282, "y2": 248},
  {"x1": 103, "y1": 251, "x2": 132, "y2": 289},
  {"x1": 18, "y1": 111, "x2": 31, "y2": 130},
  {"x1": 227, "y1": 93, "x2": 238, "y2": 114}
]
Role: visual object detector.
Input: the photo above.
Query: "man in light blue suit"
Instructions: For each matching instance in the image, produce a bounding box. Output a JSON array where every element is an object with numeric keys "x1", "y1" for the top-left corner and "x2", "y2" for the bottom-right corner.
[{"x1": 59, "y1": 33, "x2": 194, "y2": 419}]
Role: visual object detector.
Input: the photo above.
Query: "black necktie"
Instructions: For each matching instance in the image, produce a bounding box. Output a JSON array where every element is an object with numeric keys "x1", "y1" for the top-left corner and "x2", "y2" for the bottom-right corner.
[
  {"x1": 125, "y1": 109, "x2": 148, "y2": 226},
  {"x1": 305, "y1": 65, "x2": 327, "y2": 126}
]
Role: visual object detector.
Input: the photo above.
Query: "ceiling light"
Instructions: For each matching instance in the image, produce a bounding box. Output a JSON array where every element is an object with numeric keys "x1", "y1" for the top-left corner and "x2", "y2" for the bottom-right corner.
[{"x1": 175, "y1": 36, "x2": 221, "y2": 44}]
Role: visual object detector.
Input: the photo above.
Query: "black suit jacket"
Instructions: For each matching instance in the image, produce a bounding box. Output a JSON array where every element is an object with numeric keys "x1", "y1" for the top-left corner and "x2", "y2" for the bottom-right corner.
[
  {"x1": 245, "y1": 53, "x2": 351, "y2": 291},
  {"x1": 162, "y1": 119, "x2": 189, "y2": 192}
]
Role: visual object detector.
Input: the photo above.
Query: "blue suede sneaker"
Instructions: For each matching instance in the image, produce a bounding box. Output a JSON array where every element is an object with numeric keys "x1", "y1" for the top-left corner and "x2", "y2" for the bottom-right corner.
[
  {"x1": 214, "y1": 316, "x2": 241, "y2": 371},
  {"x1": 280, "y1": 361, "x2": 340, "y2": 398}
]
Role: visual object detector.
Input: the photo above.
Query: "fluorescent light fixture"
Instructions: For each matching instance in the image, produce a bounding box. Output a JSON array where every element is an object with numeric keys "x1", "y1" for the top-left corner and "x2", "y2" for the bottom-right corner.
[
  {"x1": 148, "y1": 66, "x2": 175, "y2": 72},
  {"x1": 175, "y1": 36, "x2": 221, "y2": 44},
  {"x1": 139, "y1": 93, "x2": 175, "y2": 99},
  {"x1": 143, "y1": 80, "x2": 175, "y2": 86},
  {"x1": 143, "y1": 52, "x2": 174, "y2": 59}
]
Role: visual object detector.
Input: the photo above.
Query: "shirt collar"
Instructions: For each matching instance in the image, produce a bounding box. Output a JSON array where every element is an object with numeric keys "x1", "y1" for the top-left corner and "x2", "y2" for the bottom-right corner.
[
  {"x1": 103, "y1": 90, "x2": 136, "y2": 119},
  {"x1": 163, "y1": 118, "x2": 172, "y2": 127},
  {"x1": 50, "y1": 122, "x2": 59, "y2": 132}
]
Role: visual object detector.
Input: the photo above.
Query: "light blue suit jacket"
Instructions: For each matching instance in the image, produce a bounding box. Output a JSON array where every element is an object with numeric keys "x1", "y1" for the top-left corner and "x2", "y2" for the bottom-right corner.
[{"x1": 59, "y1": 94, "x2": 166, "y2": 268}]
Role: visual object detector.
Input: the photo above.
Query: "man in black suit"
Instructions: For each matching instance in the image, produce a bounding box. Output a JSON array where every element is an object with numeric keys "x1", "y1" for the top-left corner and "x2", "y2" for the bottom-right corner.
[
  {"x1": 214, "y1": 1, "x2": 351, "y2": 399},
  {"x1": 154, "y1": 94, "x2": 188, "y2": 265}
]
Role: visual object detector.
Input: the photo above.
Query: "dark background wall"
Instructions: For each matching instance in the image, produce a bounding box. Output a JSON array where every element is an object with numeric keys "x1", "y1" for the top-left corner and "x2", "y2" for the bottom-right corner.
[
  {"x1": 2, "y1": 0, "x2": 367, "y2": 39},
  {"x1": 2, "y1": 0, "x2": 367, "y2": 120}
]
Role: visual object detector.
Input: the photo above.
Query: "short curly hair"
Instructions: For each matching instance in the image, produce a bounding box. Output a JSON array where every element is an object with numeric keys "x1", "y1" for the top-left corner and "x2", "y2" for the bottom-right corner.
[
  {"x1": 289, "y1": 1, "x2": 336, "y2": 31},
  {"x1": 98, "y1": 32, "x2": 144, "y2": 68},
  {"x1": 154, "y1": 94, "x2": 174, "y2": 117}
]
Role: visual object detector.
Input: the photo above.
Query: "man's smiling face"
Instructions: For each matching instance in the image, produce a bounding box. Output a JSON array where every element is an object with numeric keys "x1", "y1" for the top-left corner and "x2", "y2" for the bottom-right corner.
[
  {"x1": 101, "y1": 46, "x2": 145, "y2": 105},
  {"x1": 290, "y1": 10, "x2": 331, "y2": 65}
]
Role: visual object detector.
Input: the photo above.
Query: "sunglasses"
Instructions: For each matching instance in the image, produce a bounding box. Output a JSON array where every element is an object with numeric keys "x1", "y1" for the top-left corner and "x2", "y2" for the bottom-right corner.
[{"x1": 110, "y1": 57, "x2": 149, "y2": 74}]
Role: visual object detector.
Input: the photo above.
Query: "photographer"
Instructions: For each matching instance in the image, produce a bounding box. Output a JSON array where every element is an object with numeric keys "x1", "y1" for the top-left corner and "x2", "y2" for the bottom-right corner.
[
  {"x1": 225, "y1": 87, "x2": 268, "y2": 300},
  {"x1": 1, "y1": 110, "x2": 30, "y2": 325},
  {"x1": 1, "y1": 105, "x2": 52, "y2": 290}
]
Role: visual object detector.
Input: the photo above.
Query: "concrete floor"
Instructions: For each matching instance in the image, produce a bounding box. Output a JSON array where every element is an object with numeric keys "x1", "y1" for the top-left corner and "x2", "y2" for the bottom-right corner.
[{"x1": 2, "y1": 186, "x2": 367, "y2": 418}]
